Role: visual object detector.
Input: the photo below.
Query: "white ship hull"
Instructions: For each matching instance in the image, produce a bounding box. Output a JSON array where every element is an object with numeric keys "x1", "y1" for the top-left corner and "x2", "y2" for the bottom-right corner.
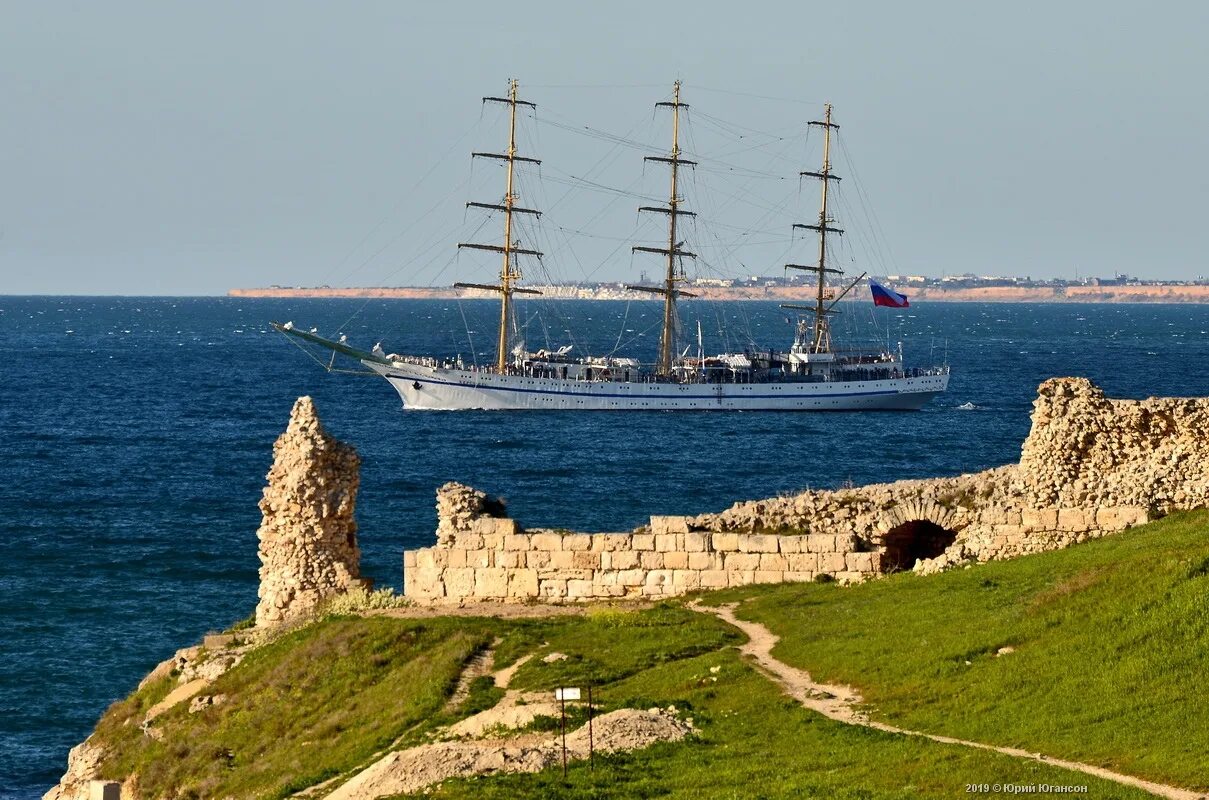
[{"x1": 368, "y1": 361, "x2": 949, "y2": 411}]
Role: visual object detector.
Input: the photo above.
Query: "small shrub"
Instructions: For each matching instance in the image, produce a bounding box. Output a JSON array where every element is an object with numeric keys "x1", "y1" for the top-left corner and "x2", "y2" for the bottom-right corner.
[
  {"x1": 225, "y1": 615, "x2": 256, "y2": 632},
  {"x1": 586, "y1": 608, "x2": 642, "y2": 628},
  {"x1": 323, "y1": 586, "x2": 411, "y2": 617}
]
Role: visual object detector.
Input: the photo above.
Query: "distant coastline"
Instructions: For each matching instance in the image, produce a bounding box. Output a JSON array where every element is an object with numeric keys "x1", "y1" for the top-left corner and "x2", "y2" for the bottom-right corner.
[{"x1": 228, "y1": 284, "x2": 1209, "y2": 303}]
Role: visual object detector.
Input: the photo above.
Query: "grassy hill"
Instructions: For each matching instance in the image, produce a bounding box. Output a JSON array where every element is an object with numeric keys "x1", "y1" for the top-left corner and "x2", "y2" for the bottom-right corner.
[
  {"x1": 713, "y1": 509, "x2": 1209, "y2": 791},
  {"x1": 83, "y1": 510, "x2": 1209, "y2": 799}
]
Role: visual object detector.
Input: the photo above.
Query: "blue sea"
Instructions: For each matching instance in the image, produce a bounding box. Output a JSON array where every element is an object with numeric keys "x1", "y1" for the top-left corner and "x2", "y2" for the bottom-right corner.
[{"x1": 2, "y1": 297, "x2": 1207, "y2": 798}]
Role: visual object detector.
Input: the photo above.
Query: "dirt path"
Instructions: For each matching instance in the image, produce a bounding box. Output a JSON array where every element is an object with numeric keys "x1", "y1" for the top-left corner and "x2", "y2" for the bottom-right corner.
[
  {"x1": 443, "y1": 640, "x2": 498, "y2": 713},
  {"x1": 694, "y1": 602, "x2": 1206, "y2": 800},
  {"x1": 492, "y1": 653, "x2": 533, "y2": 690},
  {"x1": 445, "y1": 653, "x2": 563, "y2": 739}
]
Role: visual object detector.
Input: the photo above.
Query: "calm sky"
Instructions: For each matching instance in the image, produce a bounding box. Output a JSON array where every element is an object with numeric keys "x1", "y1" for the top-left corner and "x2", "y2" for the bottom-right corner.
[{"x1": 2, "y1": 1, "x2": 1207, "y2": 295}]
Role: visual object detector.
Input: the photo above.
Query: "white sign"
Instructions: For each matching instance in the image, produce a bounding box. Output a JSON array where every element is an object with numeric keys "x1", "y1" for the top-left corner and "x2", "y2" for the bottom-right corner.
[{"x1": 555, "y1": 687, "x2": 581, "y2": 701}]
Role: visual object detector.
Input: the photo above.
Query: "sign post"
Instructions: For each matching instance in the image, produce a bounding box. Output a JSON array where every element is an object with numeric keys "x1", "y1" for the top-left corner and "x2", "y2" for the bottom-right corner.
[
  {"x1": 554, "y1": 688, "x2": 581, "y2": 778},
  {"x1": 587, "y1": 684, "x2": 594, "y2": 769}
]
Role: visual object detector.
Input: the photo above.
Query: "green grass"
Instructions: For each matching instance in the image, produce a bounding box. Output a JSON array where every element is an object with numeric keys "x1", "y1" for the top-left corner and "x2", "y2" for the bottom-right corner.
[
  {"x1": 87, "y1": 605, "x2": 742, "y2": 799},
  {"x1": 88, "y1": 513, "x2": 1208, "y2": 798},
  {"x1": 459, "y1": 675, "x2": 505, "y2": 717},
  {"x1": 419, "y1": 651, "x2": 1150, "y2": 799},
  {"x1": 495, "y1": 604, "x2": 743, "y2": 691},
  {"x1": 95, "y1": 616, "x2": 494, "y2": 799},
  {"x1": 714, "y1": 509, "x2": 1209, "y2": 791}
]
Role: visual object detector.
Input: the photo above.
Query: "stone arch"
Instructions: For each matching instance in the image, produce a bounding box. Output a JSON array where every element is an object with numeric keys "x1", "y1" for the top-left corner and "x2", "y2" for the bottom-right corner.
[
  {"x1": 876, "y1": 499, "x2": 962, "y2": 574},
  {"x1": 880, "y1": 520, "x2": 957, "y2": 573}
]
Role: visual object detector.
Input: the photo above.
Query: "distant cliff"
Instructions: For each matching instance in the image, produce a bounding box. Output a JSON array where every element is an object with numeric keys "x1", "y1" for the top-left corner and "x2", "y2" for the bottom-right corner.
[{"x1": 228, "y1": 284, "x2": 1209, "y2": 303}]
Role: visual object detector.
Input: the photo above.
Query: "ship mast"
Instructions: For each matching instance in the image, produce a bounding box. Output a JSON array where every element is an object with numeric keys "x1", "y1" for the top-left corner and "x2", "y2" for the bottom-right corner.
[
  {"x1": 627, "y1": 81, "x2": 697, "y2": 376},
  {"x1": 788, "y1": 103, "x2": 844, "y2": 353},
  {"x1": 456, "y1": 79, "x2": 543, "y2": 373}
]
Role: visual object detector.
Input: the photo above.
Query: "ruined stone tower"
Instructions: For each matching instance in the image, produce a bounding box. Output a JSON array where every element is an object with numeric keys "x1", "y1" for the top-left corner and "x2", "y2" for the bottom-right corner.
[{"x1": 255, "y1": 396, "x2": 362, "y2": 626}]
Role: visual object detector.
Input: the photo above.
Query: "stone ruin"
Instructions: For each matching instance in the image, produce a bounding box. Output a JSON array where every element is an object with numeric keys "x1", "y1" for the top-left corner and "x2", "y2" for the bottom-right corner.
[
  {"x1": 43, "y1": 378, "x2": 1209, "y2": 800},
  {"x1": 245, "y1": 379, "x2": 1208, "y2": 607},
  {"x1": 1018, "y1": 377, "x2": 1209, "y2": 511},
  {"x1": 255, "y1": 396, "x2": 363, "y2": 626},
  {"x1": 401, "y1": 378, "x2": 1209, "y2": 602}
]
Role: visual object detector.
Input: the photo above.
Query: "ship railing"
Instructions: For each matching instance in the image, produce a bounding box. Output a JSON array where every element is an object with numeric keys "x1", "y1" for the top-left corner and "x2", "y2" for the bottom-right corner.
[{"x1": 387, "y1": 355, "x2": 450, "y2": 369}]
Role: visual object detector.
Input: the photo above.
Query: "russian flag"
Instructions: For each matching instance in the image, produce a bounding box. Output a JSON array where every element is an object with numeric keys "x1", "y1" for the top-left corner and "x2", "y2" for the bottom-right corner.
[{"x1": 869, "y1": 279, "x2": 909, "y2": 308}]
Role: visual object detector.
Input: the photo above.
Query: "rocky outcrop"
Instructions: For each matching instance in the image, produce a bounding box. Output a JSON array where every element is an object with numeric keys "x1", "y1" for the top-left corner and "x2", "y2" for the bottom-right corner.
[
  {"x1": 41, "y1": 741, "x2": 104, "y2": 800},
  {"x1": 402, "y1": 379, "x2": 1209, "y2": 601},
  {"x1": 326, "y1": 708, "x2": 693, "y2": 800},
  {"x1": 255, "y1": 397, "x2": 362, "y2": 626}
]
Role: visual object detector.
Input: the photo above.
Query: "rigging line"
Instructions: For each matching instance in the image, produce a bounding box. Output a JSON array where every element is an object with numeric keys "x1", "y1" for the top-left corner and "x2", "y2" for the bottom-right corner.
[
  {"x1": 692, "y1": 108, "x2": 813, "y2": 139},
  {"x1": 546, "y1": 150, "x2": 634, "y2": 221},
  {"x1": 334, "y1": 174, "x2": 473, "y2": 288},
  {"x1": 455, "y1": 298, "x2": 479, "y2": 370},
  {"x1": 279, "y1": 330, "x2": 341, "y2": 371},
  {"x1": 578, "y1": 173, "x2": 649, "y2": 225},
  {"x1": 698, "y1": 218, "x2": 789, "y2": 236},
  {"x1": 697, "y1": 127, "x2": 803, "y2": 156},
  {"x1": 389, "y1": 214, "x2": 494, "y2": 295},
  {"x1": 537, "y1": 172, "x2": 647, "y2": 253},
  {"x1": 693, "y1": 166, "x2": 789, "y2": 181},
  {"x1": 551, "y1": 224, "x2": 642, "y2": 243},
  {"x1": 608, "y1": 317, "x2": 668, "y2": 360},
  {"x1": 541, "y1": 171, "x2": 663, "y2": 203},
  {"x1": 538, "y1": 107, "x2": 662, "y2": 147},
  {"x1": 689, "y1": 150, "x2": 793, "y2": 178},
  {"x1": 692, "y1": 137, "x2": 803, "y2": 222},
  {"x1": 690, "y1": 119, "x2": 804, "y2": 162},
  {"x1": 423, "y1": 250, "x2": 468, "y2": 292},
  {"x1": 580, "y1": 217, "x2": 644, "y2": 283},
  {"x1": 529, "y1": 104, "x2": 544, "y2": 172},
  {"x1": 691, "y1": 110, "x2": 797, "y2": 139},
  {"x1": 324, "y1": 118, "x2": 484, "y2": 285},
  {"x1": 527, "y1": 209, "x2": 583, "y2": 286},
  {"x1": 837, "y1": 135, "x2": 903, "y2": 275},
  {"x1": 276, "y1": 333, "x2": 375, "y2": 377},
  {"x1": 836, "y1": 185, "x2": 890, "y2": 281},
  {"x1": 525, "y1": 82, "x2": 668, "y2": 89},
  {"x1": 699, "y1": 133, "x2": 806, "y2": 164},
  {"x1": 332, "y1": 244, "x2": 464, "y2": 338},
  {"x1": 690, "y1": 114, "x2": 785, "y2": 150},
  {"x1": 607, "y1": 300, "x2": 635, "y2": 357},
  {"x1": 536, "y1": 115, "x2": 655, "y2": 196},
  {"x1": 543, "y1": 109, "x2": 759, "y2": 179},
  {"x1": 683, "y1": 84, "x2": 823, "y2": 107},
  {"x1": 537, "y1": 116, "x2": 662, "y2": 154},
  {"x1": 699, "y1": 180, "x2": 799, "y2": 264},
  {"x1": 833, "y1": 192, "x2": 887, "y2": 277},
  {"x1": 375, "y1": 206, "x2": 488, "y2": 289}
]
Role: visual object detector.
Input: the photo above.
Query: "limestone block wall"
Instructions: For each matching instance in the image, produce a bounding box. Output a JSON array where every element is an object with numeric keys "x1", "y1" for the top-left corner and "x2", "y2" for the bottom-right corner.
[
  {"x1": 404, "y1": 501, "x2": 878, "y2": 603},
  {"x1": 401, "y1": 378, "x2": 1205, "y2": 602}
]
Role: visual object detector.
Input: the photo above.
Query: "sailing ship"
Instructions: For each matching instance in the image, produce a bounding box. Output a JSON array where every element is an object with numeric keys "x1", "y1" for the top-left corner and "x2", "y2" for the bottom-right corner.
[{"x1": 275, "y1": 81, "x2": 950, "y2": 411}]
